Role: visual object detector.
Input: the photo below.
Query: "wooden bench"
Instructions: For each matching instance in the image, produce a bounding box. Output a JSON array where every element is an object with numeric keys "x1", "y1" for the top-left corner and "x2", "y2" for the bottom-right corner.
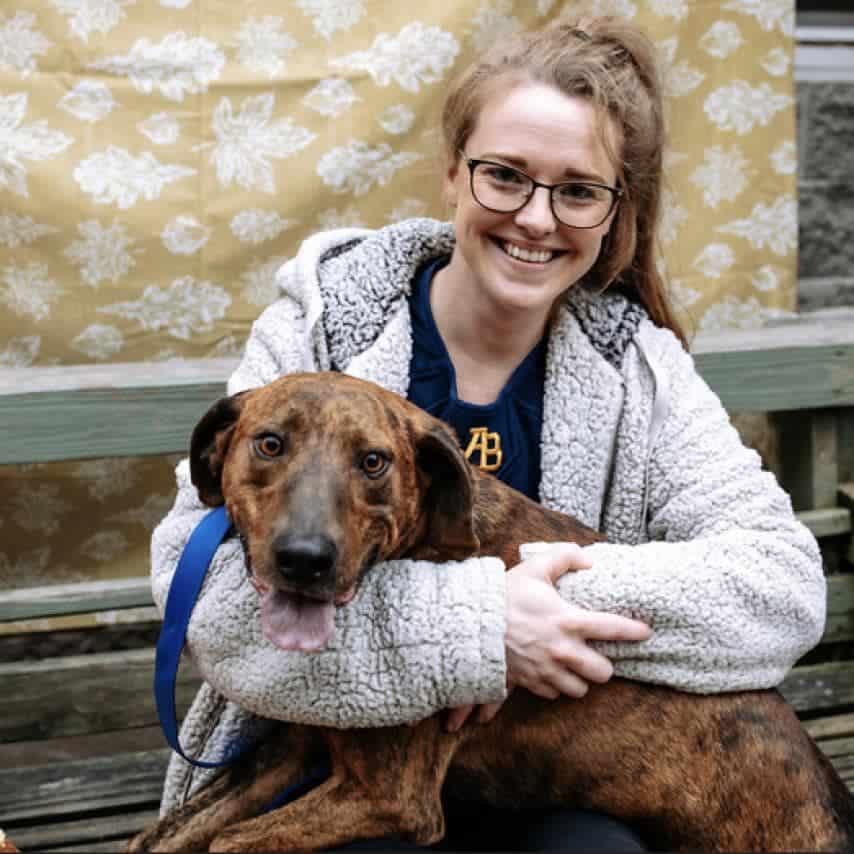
[{"x1": 1, "y1": 308, "x2": 853, "y2": 852}]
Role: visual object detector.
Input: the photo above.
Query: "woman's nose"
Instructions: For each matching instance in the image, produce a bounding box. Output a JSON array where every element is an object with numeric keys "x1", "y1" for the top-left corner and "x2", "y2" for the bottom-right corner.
[{"x1": 513, "y1": 185, "x2": 557, "y2": 235}]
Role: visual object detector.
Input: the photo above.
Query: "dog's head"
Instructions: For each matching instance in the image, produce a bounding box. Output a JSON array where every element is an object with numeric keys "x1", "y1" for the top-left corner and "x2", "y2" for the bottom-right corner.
[{"x1": 190, "y1": 372, "x2": 479, "y2": 651}]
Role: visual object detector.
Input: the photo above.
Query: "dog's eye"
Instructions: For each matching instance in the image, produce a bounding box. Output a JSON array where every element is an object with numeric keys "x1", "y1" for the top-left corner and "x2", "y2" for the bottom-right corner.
[
  {"x1": 360, "y1": 451, "x2": 389, "y2": 478},
  {"x1": 254, "y1": 434, "x2": 285, "y2": 459}
]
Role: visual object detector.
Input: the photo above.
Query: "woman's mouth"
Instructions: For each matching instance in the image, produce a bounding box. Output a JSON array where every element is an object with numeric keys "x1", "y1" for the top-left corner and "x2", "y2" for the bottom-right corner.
[{"x1": 494, "y1": 238, "x2": 563, "y2": 265}]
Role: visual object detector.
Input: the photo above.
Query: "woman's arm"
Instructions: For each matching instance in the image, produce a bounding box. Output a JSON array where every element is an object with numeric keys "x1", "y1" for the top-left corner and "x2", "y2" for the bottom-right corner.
[{"x1": 554, "y1": 329, "x2": 826, "y2": 693}]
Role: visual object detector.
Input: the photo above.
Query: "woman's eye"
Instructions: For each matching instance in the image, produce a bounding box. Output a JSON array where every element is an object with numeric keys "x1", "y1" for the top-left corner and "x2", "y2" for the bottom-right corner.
[
  {"x1": 559, "y1": 183, "x2": 597, "y2": 202},
  {"x1": 361, "y1": 451, "x2": 390, "y2": 478},
  {"x1": 485, "y1": 166, "x2": 523, "y2": 185},
  {"x1": 254, "y1": 434, "x2": 284, "y2": 458}
]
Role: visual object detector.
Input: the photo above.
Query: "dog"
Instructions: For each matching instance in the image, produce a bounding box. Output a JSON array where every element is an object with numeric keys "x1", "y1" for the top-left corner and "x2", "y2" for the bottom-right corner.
[{"x1": 130, "y1": 371, "x2": 854, "y2": 852}]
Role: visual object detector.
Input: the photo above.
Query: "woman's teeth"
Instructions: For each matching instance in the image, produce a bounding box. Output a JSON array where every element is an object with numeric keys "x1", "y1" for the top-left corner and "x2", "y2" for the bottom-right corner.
[{"x1": 502, "y1": 241, "x2": 554, "y2": 263}]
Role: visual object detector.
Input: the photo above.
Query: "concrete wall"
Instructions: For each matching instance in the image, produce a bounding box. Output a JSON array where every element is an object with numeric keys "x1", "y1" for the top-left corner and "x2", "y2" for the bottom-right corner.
[{"x1": 798, "y1": 77, "x2": 854, "y2": 309}]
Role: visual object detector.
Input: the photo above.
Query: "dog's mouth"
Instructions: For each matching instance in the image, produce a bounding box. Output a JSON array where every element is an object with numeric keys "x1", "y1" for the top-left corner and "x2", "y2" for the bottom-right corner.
[{"x1": 251, "y1": 578, "x2": 357, "y2": 652}]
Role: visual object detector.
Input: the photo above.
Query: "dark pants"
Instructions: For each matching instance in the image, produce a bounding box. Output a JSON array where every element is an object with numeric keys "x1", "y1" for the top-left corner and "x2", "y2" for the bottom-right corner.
[{"x1": 331, "y1": 803, "x2": 647, "y2": 852}]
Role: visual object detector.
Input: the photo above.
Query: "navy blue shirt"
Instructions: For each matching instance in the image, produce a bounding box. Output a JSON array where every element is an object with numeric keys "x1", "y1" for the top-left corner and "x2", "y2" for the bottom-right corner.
[{"x1": 407, "y1": 255, "x2": 547, "y2": 501}]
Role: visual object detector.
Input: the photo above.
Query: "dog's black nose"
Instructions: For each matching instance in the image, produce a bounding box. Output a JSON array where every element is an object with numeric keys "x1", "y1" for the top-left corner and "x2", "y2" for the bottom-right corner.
[{"x1": 273, "y1": 534, "x2": 338, "y2": 583}]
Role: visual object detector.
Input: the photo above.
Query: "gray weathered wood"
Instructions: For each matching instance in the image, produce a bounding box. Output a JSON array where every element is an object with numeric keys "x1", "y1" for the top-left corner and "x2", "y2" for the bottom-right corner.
[
  {"x1": 3, "y1": 748, "x2": 167, "y2": 821},
  {"x1": 7, "y1": 807, "x2": 158, "y2": 850},
  {"x1": 0, "y1": 578, "x2": 154, "y2": 622},
  {"x1": 779, "y1": 410, "x2": 840, "y2": 510},
  {"x1": 780, "y1": 661, "x2": 854, "y2": 713},
  {"x1": 0, "y1": 649, "x2": 200, "y2": 743},
  {"x1": 797, "y1": 507, "x2": 852, "y2": 539}
]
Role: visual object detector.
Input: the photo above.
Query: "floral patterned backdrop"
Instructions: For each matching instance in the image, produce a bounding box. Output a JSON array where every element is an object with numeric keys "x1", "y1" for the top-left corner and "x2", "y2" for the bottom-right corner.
[{"x1": 1, "y1": 0, "x2": 797, "y2": 597}]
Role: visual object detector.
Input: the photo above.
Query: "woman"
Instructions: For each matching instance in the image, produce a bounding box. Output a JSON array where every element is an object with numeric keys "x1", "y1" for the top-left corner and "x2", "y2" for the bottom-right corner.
[{"x1": 152, "y1": 16, "x2": 825, "y2": 850}]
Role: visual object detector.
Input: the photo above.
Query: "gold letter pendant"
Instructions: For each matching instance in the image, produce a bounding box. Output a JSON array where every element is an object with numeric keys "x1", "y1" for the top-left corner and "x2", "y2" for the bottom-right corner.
[{"x1": 463, "y1": 427, "x2": 503, "y2": 472}]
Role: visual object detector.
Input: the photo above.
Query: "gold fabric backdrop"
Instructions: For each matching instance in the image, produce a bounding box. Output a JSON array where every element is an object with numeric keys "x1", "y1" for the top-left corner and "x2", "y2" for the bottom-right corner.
[{"x1": 1, "y1": 0, "x2": 797, "y2": 596}]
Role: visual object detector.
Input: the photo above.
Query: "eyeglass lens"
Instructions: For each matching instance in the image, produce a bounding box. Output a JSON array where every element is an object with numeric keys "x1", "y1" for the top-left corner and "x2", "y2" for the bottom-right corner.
[{"x1": 471, "y1": 162, "x2": 615, "y2": 228}]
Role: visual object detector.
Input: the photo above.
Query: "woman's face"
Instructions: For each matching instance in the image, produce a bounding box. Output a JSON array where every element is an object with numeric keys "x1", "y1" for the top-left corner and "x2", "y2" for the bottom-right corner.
[{"x1": 443, "y1": 81, "x2": 621, "y2": 320}]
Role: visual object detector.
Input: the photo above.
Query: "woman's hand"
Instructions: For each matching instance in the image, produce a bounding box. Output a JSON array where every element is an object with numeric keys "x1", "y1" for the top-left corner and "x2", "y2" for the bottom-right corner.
[{"x1": 446, "y1": 543, "x2": 651, "y2": 732}]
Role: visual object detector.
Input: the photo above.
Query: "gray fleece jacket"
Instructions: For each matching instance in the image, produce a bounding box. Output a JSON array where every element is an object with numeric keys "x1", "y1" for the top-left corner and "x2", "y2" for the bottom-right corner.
[{"x1": 153, "y1": 218, "x2": 825, "y2": 812}]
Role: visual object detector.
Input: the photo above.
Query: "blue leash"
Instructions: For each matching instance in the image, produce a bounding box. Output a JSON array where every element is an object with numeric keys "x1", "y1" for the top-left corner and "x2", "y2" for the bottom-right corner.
[
  {"x1": 154, "y1": 504, "x2": 330, "y2": 804},
  {"x1": 154, "y1": 504, "x2": 240, "y2": 768}
]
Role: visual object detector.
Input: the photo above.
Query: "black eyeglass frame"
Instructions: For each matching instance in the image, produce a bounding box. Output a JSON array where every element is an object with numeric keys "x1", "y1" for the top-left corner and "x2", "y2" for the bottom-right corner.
[{"x1": 460, "y1": 153, "x2": 623, "y2": 230}]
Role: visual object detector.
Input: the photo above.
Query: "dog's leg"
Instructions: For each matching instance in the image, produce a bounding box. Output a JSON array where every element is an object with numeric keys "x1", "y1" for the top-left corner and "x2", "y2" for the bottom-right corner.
[
  {"x1": 209, "y1": 718, "x2": 461, "y2": 853},
  {"x1": 128, "y1": 724, "x2": 323, "y2": 853}
]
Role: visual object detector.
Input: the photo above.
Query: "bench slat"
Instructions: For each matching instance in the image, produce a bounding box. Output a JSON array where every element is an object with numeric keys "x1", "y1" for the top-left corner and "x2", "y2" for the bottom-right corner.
[
  {"x1": 780, "y1": 661, "x2": 854, "y2": 713},
  {"x1": 3, "y1": 749, "x2": 167, "y2": 821},
  {"x1": 7, "y1": 807, "x2": 158, "y2": 851},
  {"x1": 0, "y1": 649, "x2": 200, "y2": 743},
  {"x1": 3, "y1": 310, "x2": 854, "y2": 465},
  {"x1": 0, "y1": 578, "x2": 154, "y2": 623}
]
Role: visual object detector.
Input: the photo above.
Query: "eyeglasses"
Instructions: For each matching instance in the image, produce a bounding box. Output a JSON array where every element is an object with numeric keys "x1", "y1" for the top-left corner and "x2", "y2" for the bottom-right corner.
[{"x1": 460, "y1": 153, "x2": 622, "y2": 230}]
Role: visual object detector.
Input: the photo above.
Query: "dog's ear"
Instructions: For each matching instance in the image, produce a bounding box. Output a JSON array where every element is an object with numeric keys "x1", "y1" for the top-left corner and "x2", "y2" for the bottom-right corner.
[
  {"x1": 190, "y1": 391, "x2": 249, "y2": 506},
  {"x1": 415, "y1": 423, "x2": 480, "y2": 558}
]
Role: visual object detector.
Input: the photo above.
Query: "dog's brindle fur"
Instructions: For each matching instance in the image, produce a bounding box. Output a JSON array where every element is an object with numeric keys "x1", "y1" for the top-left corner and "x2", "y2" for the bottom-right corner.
[{"x1": 130, "y1": 372, "x2": 854, "y2": 853}]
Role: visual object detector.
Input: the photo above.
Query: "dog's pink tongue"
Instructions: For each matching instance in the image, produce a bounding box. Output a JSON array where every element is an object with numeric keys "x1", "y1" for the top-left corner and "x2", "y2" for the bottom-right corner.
[{"x1": 259, "y1": 588, "x2": 335, "y2": 652}]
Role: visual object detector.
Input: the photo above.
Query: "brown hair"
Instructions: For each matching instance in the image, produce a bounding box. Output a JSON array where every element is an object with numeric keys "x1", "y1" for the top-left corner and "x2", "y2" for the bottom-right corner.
[{"x1": 440, "y1": 16, "x2": 688, "y2": 348}]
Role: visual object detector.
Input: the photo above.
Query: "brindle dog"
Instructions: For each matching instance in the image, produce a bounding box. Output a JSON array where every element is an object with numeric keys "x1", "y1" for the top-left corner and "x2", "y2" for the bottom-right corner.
[{"x1": 130, "y1": 372, "x2": 854, "y2": 853}]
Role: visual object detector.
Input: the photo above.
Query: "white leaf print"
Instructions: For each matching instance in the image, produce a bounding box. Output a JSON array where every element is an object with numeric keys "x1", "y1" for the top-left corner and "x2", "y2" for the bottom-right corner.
[
  {"x1": 693, "y1": 243, "x2": 736, "y2": 279},
  {"x1": 761, "y1": 47, "x2": 789, "y2": 77},
  {"x1": 647, "y1": 0, "x2": 688, "y2": 19},
  {"x1": 88, "y1": 33, "x2": 225, "y2": 102},
  {"x1": 690, "y1": 145, "x2": 752, "y2": 208},
  {"x1": 657, "y1": 38, "x2": 705, "y2": 98},
  {"x1": 72, "y1": 323, "x2": 124, "y2": 360},
  {"x1": 331, "y1": 23, "x2": 460, "y2": 93},
  {"x1": 0, "y1": 335, "x2": 40, "y2": 367},
  {"x1": 658, "y1": 186, "x2": 689, "y2": 246},
  {"x1": 467, "y1": 0, "x2": 520, "y2": 53},
  {"x1": 716, "y1": 196, "x2": 796, "y2": 257},
  {"x1": 751, "y1": 265, "x2": 783, "y2": 293},
  {"x1": 9, "y1": 483, "x2": 71, "y2": 534},
  {"x1": 74, "y1": 458, "x2": 139, "y2": 500},
  {"x1": 51, "y1": 0, "x2": 134, "y2": 43},
  {"x1": 302, "y1": 79, "x2": 359, "y2": 118},
  {"x1": 161, "y1": 215, "x2": 210, "y2": 255},
  {"x1": 0, "y1": 93, "x2": 74, "y2": 198},
  {"x1": 1, "y1": 262, "x2": 63, "y2": 320},
  {"x1": 704, "y1": 81, "x2": 792, "y2": 135},
  {"x1": 65, "y1": 219, "x2": 140, "y2": 286},
  {"x1": 721, "y1": 0, "x2": 793, "y2": 37},
  {"x1": 234, "y1": 16, "x2": 297, "y2": 78},
  {"x1": 98, "y1": 276, "x2": 231, "y2": 340},
  {"x1": 109, "y1": 494, "x2": 174, "y2": 529},
  {"x1": 699, "y1": 21, "x2": 743, "y2": 59},
  {"x1": 138, "y1": 112, "x2": 180, "y2": 145},
  {"x1": 58, "y1": 80, "x2": 117, "y2": 123},
  {"x1": 240, "y1": 256, "x2": 287, "y2": 307},
  {"x1": 208, "y1": 94, "x2": 316, "y2": 194},
  {"x1": 230, "y1": 209, "x2": 295, "y2": 244},
  {"x1": 295, "y1": 0, "x2": 366, "y2": 41},
  {"x1": 378, "y1": 104, "x2": 415, "y2": 135},
  {"x1": 0, "y1": 212, "x2": 57, "y2": 248},
  {"x1": 0, "y1": 12, "x2": 52, "y2": 76},
  {"x1": 74, "y1": 147, "x2": 196, "y2": 209},
  {"x1": 770, "y1": 141, "x2": 796, "y2": 176},
  {"x1": 317, "y1": 141, "x2": 422, "y2": 196},
  {"x1": 317, "y1": 205, "x2": 365, "y2": 229},
  {"x1": 81, "y1": 530, "x2": 129, "y2": 562}
]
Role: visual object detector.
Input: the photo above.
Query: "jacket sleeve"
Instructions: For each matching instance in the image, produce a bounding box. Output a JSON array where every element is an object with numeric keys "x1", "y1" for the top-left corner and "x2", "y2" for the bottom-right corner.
[
  {"x1": 152, "y1": 294, "x2": 508, "y2": 733},
  {"x1": 555, "y1": 329, "x2": 826, "y2": 693}
]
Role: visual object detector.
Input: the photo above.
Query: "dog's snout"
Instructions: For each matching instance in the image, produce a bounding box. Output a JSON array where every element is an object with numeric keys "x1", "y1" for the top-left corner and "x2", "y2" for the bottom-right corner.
[{"x1": 273, "y1": 534, "x2": 338, "y2": 583}]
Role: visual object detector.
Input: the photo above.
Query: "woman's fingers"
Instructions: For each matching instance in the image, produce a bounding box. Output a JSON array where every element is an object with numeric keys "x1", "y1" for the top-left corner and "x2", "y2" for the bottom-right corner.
[{"x1": 563, "y1": 606, "x2": 652, "y2": 643}]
